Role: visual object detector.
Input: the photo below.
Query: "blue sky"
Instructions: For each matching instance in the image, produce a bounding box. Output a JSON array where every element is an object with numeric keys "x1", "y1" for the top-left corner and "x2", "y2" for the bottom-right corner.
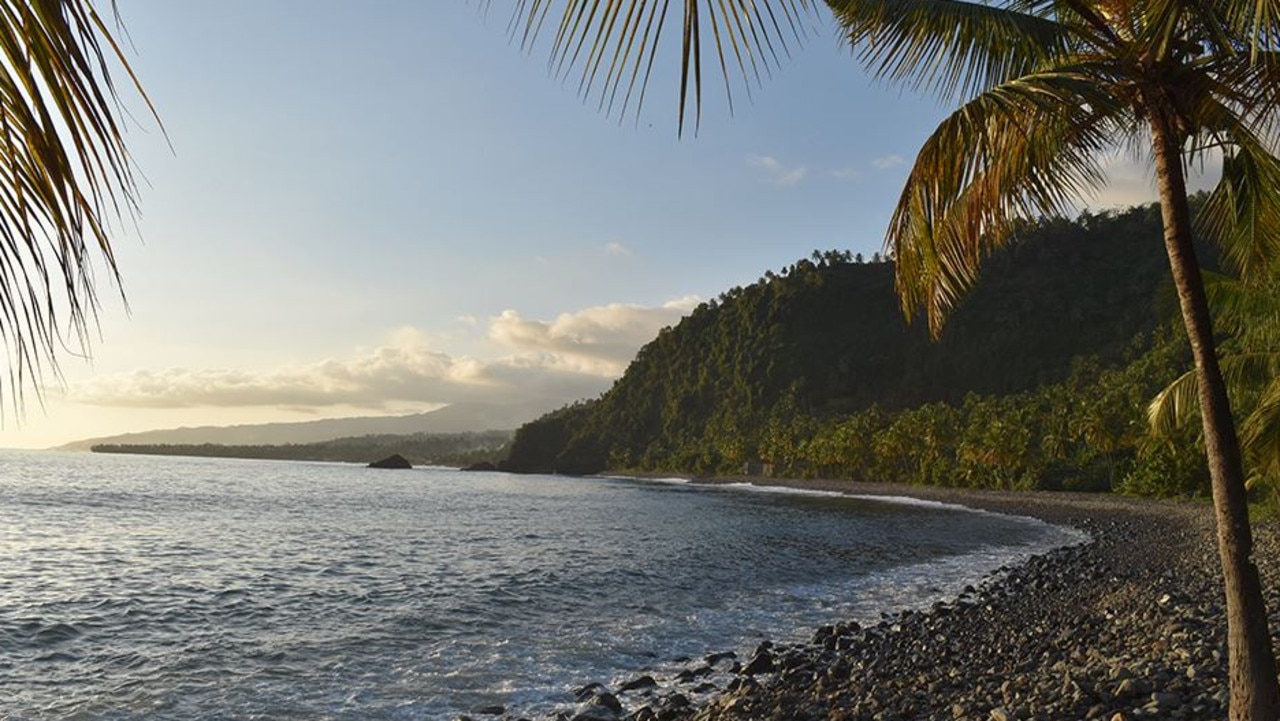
[{"x1": 4, "y1": 2, "x2": 1171, "y2": 448}]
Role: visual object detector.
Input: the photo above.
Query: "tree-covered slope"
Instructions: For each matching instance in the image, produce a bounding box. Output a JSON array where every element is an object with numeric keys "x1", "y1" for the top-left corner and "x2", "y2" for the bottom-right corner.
[{"x1": 504, "y1": 204, "x2": 1181, "y2": 477}]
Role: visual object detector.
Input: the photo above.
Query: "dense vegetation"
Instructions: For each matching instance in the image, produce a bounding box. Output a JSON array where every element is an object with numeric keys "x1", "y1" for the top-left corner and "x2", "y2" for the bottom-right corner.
[
  {"x1": 93, "y1": 430, "x2": 512, "y2": 467},
  {"x1": 503, "y1": 203, "x2": 1212, "y2": 497}
]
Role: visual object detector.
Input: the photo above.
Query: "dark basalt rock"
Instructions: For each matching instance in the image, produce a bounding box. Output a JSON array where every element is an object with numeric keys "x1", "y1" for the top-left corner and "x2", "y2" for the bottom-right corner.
[
  {"x1": 705, "y1": 651, "x2": 737, "y2": 667},
  {"x1": 741, "y1": 648, "x2": 775, "y2": 676},
  {"x1": 367, "y1": 453, "x2": 412, "y2": 469},
  {"x1": 620, "y1": 675, "x2": 659, "y2": 693},
  {"x1": 570, "y1": 685, "x2": 623, "y2": 721},
  {"x1": 573, "y1": 683, "x2": 609, "y2": 702},
  {"x1": 461, "y1": 461, "x2": 498, "y2": 472},
  {"x1": 674, "y1": 665, "x2": 713, "y2": 682}
]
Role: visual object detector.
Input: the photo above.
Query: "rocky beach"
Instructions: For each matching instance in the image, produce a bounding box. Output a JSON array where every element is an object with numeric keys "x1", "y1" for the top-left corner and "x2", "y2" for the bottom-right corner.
[{"x1": 528, "y1": 481, "x2": 1278, "y2": 721}]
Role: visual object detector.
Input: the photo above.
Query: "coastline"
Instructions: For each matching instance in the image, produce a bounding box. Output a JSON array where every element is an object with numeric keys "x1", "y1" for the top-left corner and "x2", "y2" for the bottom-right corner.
[{"x1": 551, "y1": 478, "x2": 1273, "y2": 721}]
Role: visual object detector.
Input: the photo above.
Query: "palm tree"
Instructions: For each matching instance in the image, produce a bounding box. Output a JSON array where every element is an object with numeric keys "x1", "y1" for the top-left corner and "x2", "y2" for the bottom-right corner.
[
  {"x1": 842, "y1": 7, "x2": 1280, "y2": 716},
  {"x1": 0, "y1": 0, "x2": 156, "y2": 415},
  {"x1": 506, "y1": 1, "x2": 1280, "y2": 718}
]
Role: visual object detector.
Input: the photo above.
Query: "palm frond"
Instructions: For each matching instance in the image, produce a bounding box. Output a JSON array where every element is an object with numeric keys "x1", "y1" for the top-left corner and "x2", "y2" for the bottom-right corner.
[
  {"x1": 1149, "y1": 351, "x2": 1280, "y2": 432},
  {"x1": 1201, "y1": 271, "x2": 1280, "y2": 344},
  {"x1": 1195, "y1": 50, "x2": 1280, "y2": 148},
  {"x1": 825, "y1": 0, "x2": 1069, "y2": 101},
  {"x1": 0, "y1": 0, "x2": 157, "y2": 416},
  {"x1": 503, "y1": 0, "x2": 819, "y2": 135},
  {"x1": 887, "y1": 69, "x2": 1123, "y2": 333},
  {"x1": 1196, "y1": 140, "x2": 1280, "y2": 280},
  {"x1": 1149, "y1": 367, "x2": 1199, "y2": 436},
  {"x1": 1241, "y1": 376, "x2": 1280, "y2": 488},
  {"x1": 1222, "y1": 0, "x2": 1280, "y2": 58}
]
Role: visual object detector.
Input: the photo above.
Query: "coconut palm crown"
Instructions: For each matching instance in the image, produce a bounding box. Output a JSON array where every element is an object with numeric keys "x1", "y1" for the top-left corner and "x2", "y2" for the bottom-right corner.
[
  {"x1": 837, "y1": 0, "x2": 1280, "y2": 336},
  {"x1": 509, "y1": 1, "x2": 1280, "y2": 719}
]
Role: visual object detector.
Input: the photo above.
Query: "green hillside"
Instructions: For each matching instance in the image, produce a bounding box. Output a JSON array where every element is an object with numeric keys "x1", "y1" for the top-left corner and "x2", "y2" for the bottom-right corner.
[{"x1": 502, "y1": 204, "x2": 1209, "y2": 495}]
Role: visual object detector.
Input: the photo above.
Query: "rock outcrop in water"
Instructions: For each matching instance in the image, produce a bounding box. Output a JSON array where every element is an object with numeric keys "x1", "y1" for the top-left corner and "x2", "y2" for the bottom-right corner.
[{"x1": 368, "y1": 454, "x2": 412, "y2": 469}]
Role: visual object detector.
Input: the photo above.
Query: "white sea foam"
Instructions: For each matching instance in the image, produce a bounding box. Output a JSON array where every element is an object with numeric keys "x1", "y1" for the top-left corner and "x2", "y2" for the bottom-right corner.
[
  {"x1": 715, "y1": 481, "x2": 847, "y2": 498},
  {"x1": 603, "y1": 474, "x2": 692, "y2": 485}
]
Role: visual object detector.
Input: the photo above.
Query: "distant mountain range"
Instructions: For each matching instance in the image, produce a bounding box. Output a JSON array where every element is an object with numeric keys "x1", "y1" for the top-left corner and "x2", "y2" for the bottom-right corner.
[{"x1": 58, "y1": 401, "x2": 557, "y2": 451}]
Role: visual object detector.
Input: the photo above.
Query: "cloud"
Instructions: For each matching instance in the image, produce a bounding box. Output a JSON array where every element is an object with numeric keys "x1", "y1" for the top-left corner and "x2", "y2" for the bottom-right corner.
[
  {"x1": 847, "y1": 148, "x2": 1220, "y2": 210},
  {"x1": 1076, "y1": 149, "x2": 1220, "y2": 210},
  {"x1": 488, "y1": 296, "x2": 699, "y2": 376},
  {"x1": 747, "y1": 155, "x2": 808, "y2": 187},
  {"x1": 750, "y1": 155, "x2": 783, "y2": 172},
  {"x1": 872, "y1": 154, "x2": 905, "y2": 170},
  {"x1": 776, "y1": 168, "x2": 808, "y2": 187},
  {"x1": 753, "y1": 154, "x2": 922, "y2": 185},
  {"x1": 70, "y1": 346, "x2": 540, "y2": 410},
  {"x1": 605, "y1": 241, "x2": 632, "y2": 257},
  {"x1": 69, "y1": 298, "x2": 700, "y2": 412}
]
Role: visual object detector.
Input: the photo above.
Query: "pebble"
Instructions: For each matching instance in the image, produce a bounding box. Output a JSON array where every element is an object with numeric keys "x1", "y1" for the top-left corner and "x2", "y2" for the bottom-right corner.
[{"x1": 527, "y1": 493, "x2": 1280, "y2": 721}]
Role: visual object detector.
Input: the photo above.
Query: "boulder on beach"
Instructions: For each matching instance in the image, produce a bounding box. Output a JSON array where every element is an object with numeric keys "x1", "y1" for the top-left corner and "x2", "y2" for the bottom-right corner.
[{"x1": 368, "y1": 454, "x2": 412, "y2": 469}]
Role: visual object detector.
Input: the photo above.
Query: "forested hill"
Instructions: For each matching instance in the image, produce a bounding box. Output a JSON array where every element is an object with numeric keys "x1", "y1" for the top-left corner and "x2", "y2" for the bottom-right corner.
[{"x1": 502, "y1": 203, "x2": 1193, "y2": 482}]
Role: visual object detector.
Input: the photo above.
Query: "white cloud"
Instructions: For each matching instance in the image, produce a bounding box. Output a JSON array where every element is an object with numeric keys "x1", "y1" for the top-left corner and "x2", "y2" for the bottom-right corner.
[
  {"x1": 69, "y1": 297, "x2": 700, "y2": 412},
  {"x1": 747, "y1": 155, "x2": 808, "y2": 187},
  {"x1": 777, "y1": 168, "x2": 808, "y2": 187},
  {"x1": 754, "y1": 154, "x2": 922, "y2": 185},
  {"x1": 1076, "y1": 149, "x2": 1220, "y2": 210},
  {"x1": 488, "y1": 297, "x2": 699, "y2": 376},
  {"x1": 605, "y1": 241, "x2": 632, "y2": 257},
  {"x1": 749, "y1": 155, "x2": 782, "y2": 172},
  {"x1": 849, "y1": 148, "x2": 1220, "y2": 211},
  {"x1": 872, "y1": 154, "x2": 905, "y2": 170}
]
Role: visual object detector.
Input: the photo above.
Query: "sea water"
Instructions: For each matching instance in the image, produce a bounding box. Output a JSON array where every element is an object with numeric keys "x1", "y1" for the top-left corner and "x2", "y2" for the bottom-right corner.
[{"x1": 0, "y1": 451, "x2": 1082, "y2": 720}]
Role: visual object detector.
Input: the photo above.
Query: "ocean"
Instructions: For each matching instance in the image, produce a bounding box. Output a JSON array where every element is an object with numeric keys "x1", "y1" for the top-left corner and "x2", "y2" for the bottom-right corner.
[{"x1": 0, "y1": 451, "x2": 1082, "y2": 720}]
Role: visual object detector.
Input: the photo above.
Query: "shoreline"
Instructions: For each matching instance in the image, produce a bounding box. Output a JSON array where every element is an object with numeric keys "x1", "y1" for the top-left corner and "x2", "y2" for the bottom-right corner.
[{"x1": 547, "y1": 478, "x2": 1272, "y2": 721}]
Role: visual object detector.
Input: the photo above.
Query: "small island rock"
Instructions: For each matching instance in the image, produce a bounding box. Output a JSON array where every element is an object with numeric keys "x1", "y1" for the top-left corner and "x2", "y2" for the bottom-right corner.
[{"x1": 368, "y1": 454, "x2": 412, "y2": 469}]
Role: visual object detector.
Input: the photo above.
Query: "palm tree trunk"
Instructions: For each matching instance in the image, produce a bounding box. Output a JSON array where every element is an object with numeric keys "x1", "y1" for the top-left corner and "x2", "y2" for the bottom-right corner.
[{"x1": 1150, "y1": 114, "x2": 1280, "y2": 721}]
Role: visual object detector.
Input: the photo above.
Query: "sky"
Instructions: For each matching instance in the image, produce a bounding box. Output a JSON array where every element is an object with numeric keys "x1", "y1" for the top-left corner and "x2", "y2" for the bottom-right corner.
[{"x1": 2, "y1": 2, "x2": 1182, "y2": 449}]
